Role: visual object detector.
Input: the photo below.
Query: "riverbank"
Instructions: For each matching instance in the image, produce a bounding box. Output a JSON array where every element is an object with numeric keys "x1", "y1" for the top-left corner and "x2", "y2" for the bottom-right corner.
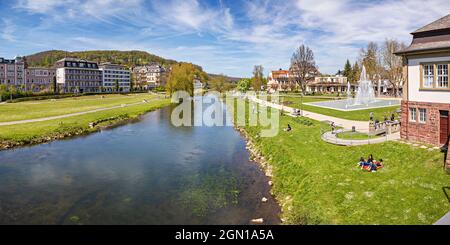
[
  {"x1": 233, "y1": 99, "x2": 450, "y2": 224},
  {"x1": 0, "y1": 98, "x2": 171, "y2": 150}
]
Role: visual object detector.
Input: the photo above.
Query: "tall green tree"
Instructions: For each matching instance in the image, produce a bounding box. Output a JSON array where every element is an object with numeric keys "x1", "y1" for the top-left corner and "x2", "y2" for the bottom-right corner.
[
  {"x1": 343, "y1": 59, "x2": 352, "y2": 78},
  {"x1": 166, "y1": 63, "x2": 207, "y2": 96}
]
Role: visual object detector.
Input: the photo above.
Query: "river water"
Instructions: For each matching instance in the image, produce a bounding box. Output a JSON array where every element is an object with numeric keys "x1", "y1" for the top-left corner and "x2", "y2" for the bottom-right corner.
[{"x1": 0, "y1": 99, "x2": 280, "y2": 224}]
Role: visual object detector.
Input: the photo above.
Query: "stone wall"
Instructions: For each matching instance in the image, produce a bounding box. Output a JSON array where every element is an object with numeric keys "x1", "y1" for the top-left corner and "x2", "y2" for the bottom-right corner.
[{"x1": 401, "y1": 100, "x2": 450, "y2": 146}]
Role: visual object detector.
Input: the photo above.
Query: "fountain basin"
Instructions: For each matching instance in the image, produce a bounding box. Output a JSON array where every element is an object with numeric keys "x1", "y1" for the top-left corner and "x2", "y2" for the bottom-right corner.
[{"x1": 305, "y1": 98, "x2": 400, "y2": 111}]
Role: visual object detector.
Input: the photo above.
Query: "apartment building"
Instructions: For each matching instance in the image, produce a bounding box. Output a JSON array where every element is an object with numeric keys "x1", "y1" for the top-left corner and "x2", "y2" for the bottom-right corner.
[
  {"x1": 0, "y1": 57, "x2": 26, "y2": 88},
  {"x1": 99, "y1": 63, "x2": 130, "y2": 92},
  {"x1": 55, "y1": 58, "x2": 102, "y2": 93},
  {"x1": 25, "y1": 68, "x2": 56, "y2": 92},
  {"x1": 132, "y1": 64, "x2": 166, "y2": 90}
]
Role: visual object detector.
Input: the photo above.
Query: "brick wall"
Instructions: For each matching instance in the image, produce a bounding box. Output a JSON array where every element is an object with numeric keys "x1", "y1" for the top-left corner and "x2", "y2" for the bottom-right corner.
[{"x1": 401, "y1": 100, "x2": 450, "y2": 146}]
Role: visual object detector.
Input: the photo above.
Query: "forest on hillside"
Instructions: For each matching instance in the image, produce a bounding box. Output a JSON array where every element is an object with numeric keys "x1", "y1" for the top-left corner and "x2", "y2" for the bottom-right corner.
[{"x1": 25, "y1": 50, "x2": 178, "y2": 68}]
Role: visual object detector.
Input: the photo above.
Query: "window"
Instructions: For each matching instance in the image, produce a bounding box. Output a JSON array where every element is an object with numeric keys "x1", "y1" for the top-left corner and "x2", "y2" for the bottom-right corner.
[
  {"x1": 419, "y1": 108, "x2": 427, "y2": 123},
  {"x1": 437, "y1": 64, "x2": 448, "y2": 88},
  {"x1": 423, "y1": 64, "x2": 434, "y2": 88},
  {"x1": 410, "y1": 108, "x2": 417, "y2": 122}
]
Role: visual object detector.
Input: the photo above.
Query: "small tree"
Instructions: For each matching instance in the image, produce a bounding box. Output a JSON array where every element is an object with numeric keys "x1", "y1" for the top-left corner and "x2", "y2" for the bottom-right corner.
[
  {"x1": 252, "y1": 65, "x2": 264, "y2": 91},
  {"x1": 237, "y1": 78, "x2": 251, "y2": 92}
]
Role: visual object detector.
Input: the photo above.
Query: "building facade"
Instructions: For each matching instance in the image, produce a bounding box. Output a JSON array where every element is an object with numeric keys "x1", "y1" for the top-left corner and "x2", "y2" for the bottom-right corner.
[
  {"x1": 99, "y1": 63, "x2": 130, "y2": 92},
  {"x1": 25, "y1": 68, "x2": 56, "y2": 92},
  {"x1": 267, "y1": 69, "x2": 290, "y2": 92},
  {"x1": 132, "y1": 64, "x2": 166, "y2": 90},
  {"x1": 306, "y1": 75, "x2": 351, "y2": 94},
  {"x1": 55, "y1": 58, "x2": 102, "y2": 93},
  {"x1": 0, "y1": 57, "x2": 26, "y2": 89},
  {"x1": 396, "y1": 14, "x2": 450, "y2": 146}
]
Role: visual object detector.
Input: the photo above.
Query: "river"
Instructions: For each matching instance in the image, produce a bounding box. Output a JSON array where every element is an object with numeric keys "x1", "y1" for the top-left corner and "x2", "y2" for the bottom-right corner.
[{"x1": 0, "y1": 99, "x2": 280, "y2": 224}]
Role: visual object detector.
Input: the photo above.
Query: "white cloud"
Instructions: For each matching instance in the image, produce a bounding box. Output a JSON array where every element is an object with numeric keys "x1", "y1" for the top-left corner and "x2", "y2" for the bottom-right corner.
[
  {"x1": 1, "y1": 19, "x2": 16, "y2": 42},
  {"x1": 16, "y1": 0, "x2": 75, "y2": 13},
  {"x1": 8, "y1": 0, "x2": 450, "y2": 77}
]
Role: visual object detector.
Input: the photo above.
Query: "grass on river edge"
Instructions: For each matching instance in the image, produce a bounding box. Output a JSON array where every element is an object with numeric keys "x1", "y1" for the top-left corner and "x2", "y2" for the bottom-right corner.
[
  {"x1": 235, "y1": 99, "x2": 450, "y2": 224},
  {"x1": 0, "y1": 98, "x2": 171, "y2": 149}
]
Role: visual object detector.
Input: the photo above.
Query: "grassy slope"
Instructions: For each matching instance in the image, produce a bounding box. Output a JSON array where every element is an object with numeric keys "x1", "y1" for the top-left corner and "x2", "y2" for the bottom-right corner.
[
  {"x1": 0, "y1": 99, "x2": 171, "y2": 145},
  {"x1": 0, "y1": 94, "x2": 160, "y2": 122},
  {"x1": 238, "y1": 101, "x2": 449, "y2": 224},
  {"x1": 336, "y1": 131, "x2": 374, "y2": 140},
  {"x1": 280, "y1": 96, "x2": 400, "y2": 121}
]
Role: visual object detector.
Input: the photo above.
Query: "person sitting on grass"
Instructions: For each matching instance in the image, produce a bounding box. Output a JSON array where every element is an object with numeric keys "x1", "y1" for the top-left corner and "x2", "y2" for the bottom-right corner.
[
  {"x1": 284, "y1": 124, "x2": 292, "y2": 132},
  {"x1": 358, "y1": 157, "x2": 367, "y2": 167},
  {"x1": 367, "y1": 154, "x2": 374, "y2": 164},
  {"x1": 374, "y1": 159, "x2": 384, "y2": 169}
]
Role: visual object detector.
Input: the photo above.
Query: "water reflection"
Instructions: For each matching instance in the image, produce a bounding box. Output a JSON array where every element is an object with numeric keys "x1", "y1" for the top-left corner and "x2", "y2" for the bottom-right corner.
[{"x1": 0, "y1": 100, "x2": 280, "y2": 224}]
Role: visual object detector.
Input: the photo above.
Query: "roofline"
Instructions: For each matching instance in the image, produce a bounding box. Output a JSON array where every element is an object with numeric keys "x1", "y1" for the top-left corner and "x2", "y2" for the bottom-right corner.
[{"x1": 394, "y1": 47, "x2": 450, "y2": 56}]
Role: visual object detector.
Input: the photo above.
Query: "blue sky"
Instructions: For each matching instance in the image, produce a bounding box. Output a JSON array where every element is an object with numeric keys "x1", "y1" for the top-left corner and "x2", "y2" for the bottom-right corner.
[{"x1": 1, "y1": 0, "x2": 450, "y2": 77}]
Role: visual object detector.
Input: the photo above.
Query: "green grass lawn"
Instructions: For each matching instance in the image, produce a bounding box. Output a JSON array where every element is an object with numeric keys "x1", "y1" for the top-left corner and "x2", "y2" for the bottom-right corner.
[
  {"x1": 279, "y1": 96, "x2": 400, "y2": 121},
  {"x1": 336, "y1": 131, "x2": 376, "y2": 140},
  {"x1": 0, "y1": 93, "x2": 162, "y2": 122},
  {"x1": 236, "y1": 100, "x2": 450, "y2": 224},
  {"x1": 0, "y1": 98, "x2": 171, "y2": 146}
]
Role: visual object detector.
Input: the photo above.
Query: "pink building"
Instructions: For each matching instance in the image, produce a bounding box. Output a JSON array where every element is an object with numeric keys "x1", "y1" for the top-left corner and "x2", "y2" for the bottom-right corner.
[
  {"x1": 25, "y1": 68, "x2": 56, "y2": 92},
  {"x1": 0, "y1": 57, "x2": 26, "y2": 89}
]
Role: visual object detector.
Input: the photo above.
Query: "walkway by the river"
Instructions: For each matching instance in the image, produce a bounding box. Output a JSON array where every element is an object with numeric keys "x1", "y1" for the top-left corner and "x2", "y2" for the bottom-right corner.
[
  {"x1": 249, "y1": 96, "x2": 371, "y2": 133},
  {"x1": 248, "y1": 96, "x2": 401, "y2": 145},
  {"x1": 0, "y1": 101, "x2": 150, "y2": 126}
]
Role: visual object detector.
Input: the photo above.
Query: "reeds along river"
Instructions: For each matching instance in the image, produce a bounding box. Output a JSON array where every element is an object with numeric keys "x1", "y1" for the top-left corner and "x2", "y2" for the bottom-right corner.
[{"x1": 0, "y1": 98, "x2": 280, "y2": 224}]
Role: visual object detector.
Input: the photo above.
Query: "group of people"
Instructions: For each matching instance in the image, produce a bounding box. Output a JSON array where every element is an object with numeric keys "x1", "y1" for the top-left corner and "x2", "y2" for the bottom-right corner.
[{"x1": 358, "y1": 154, "x2": 383, "y2": 172}]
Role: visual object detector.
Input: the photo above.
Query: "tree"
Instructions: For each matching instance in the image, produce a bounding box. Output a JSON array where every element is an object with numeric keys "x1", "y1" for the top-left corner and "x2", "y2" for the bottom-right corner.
[
  {"x1": 166, "y1": 62, "x2": 207, "y2": 96},
  {"x1": 52, "y1": 76, "x2": 58, "y2": 94},
  {"x1": 381, "y1": 39, "x2": 406, "y2": 97},
  {"x1": 236, "y1": 78, "x2": 251, "y2": 92},
  {"x1": 343, "y1": 59, "x2": 352, "y2": 79},
  {"x1": 289, "y1": 44, "x2": 318, "y2": 94},
  {"x1": 252, "y1": 65, "x2": 264, "y2": 91},
  {"x1": 352, "y1": 62, "x2": 361, "y2": 84},
  {"x1": 209, "y1": 74, "x2": 231, "y2": 93}
]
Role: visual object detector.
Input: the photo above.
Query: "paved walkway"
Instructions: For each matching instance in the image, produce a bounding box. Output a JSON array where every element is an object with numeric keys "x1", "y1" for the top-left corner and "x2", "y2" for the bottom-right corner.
[
  {"x1": 321, "y1": 130, "x2": 400, "y2": 146},
  {"x1": 0, "y1": 101, "x2": 149, "y2": 126},
  {"x1": 247, "y1": 96, "x2": 402, "y2": 146},
  {"x1": 249, "y1": 96, "x2": 371, "y2": 133},
  {"x1": 435, "y1": 211, "x2": 450, "y2": 225}
]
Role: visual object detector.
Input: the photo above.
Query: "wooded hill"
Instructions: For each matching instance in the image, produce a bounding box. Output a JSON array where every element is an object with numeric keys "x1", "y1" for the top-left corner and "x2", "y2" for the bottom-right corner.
[{"x1": 25, "y1": 50, "x2": 179, "y2": 68}]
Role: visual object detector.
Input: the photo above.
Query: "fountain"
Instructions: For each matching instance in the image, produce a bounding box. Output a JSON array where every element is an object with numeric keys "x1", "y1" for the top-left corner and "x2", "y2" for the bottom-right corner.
[
  {"x1": 353, "y1": 66, "x2": 375, "y2": 106},
  {"x1": 305, "y1": 65, "x2": 400, "y2": 111}
]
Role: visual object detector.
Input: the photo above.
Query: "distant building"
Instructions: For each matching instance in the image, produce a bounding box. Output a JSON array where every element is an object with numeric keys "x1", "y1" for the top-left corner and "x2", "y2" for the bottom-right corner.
[
  {"x1": 99, "y1": 63, "x2": 130, "y2": 92},
  {"x1": 132, "y1": 64, "x2": 166, "y2": 90},
  {"x1": 306, "y1": 75, "x2": 352, "y2": 94},
  {"x1": 0, "y1": 57, "x2": 26, "y2": 89},
  {"x1": 25, "y1": 68, "x2": 56, "y2": 92},
  {"x1": 395, "y1": 14, "x2": 450, "y2": 146},
  {"x1": 267, "y1": 69, "x2": 290, "y2": 92},
  {"x1": 55, "y1": 58, "x2": 102, "y2": 93}
]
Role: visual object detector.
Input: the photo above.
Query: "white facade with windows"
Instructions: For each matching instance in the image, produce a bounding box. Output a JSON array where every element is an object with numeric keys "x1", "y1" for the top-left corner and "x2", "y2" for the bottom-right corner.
[{"x1": 99, "y1": 63, "x2": 130, "y2": 92}]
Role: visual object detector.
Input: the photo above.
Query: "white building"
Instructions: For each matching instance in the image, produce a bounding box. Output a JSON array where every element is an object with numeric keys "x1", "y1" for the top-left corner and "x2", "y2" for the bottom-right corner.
[
  {"x1": 396, "y1": 14, "x2": 450, "y2": 146},
  {"x1": 99, "y1": 63, "x2": 130, "y2": 92},
  {"x1": 132, "y1": 64, "x2": 166, "y2": 90}
]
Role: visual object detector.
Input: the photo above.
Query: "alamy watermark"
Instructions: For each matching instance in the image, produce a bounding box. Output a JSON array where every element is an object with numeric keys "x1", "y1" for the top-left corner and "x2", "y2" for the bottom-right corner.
[{"x1": 170, "y1": 91, "x2": 280, "y2": 137}]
